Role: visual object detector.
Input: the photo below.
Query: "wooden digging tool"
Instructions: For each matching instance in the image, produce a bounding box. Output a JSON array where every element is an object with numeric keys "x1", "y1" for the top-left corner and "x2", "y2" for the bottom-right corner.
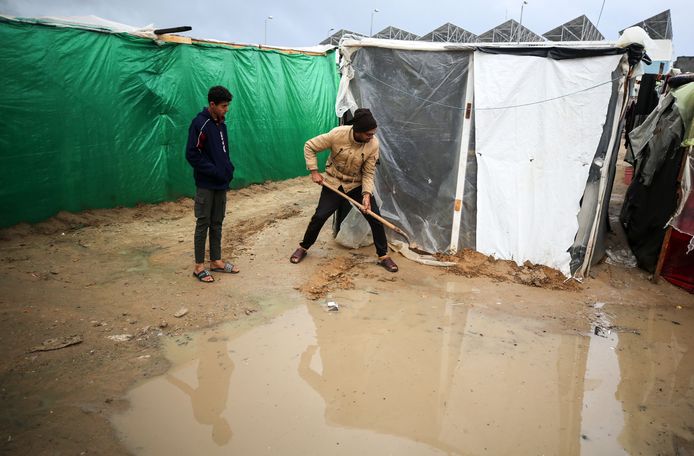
[{"x1": 321, "y1": 181, "x2": 419, "y2": 251}]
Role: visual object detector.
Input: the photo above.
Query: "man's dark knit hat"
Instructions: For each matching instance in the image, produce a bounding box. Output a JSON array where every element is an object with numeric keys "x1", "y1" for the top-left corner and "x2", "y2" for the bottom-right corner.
[{"x1": 352, "y1": 108, "x2": 377, "y2": 132}]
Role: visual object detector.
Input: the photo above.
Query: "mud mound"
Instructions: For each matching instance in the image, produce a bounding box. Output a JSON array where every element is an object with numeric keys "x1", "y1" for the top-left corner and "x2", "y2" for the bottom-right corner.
[
  {"x1": 0, "y1": 177, "x2": 307, "y2": 240},
  {"x1": 440, "y1": 249, "x2": 579, "y2": 291},
  {"x1": 298, "y1": 255, "x2": 363, "y2": 300},
  {"x1": 0, "y1": 199, "x2": 194, "y2": 239}
]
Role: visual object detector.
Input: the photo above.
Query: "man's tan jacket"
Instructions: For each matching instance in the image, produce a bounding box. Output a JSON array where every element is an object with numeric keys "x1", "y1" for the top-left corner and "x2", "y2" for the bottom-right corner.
[{"x1": 304, "y1": 126, "x2": 379, "y2": 195}]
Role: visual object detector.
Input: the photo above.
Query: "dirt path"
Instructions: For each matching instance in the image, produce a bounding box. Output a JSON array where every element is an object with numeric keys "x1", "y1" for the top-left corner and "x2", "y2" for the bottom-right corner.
[{"x1": 0, "y1": 173, "x2": 692, "y2": 455}]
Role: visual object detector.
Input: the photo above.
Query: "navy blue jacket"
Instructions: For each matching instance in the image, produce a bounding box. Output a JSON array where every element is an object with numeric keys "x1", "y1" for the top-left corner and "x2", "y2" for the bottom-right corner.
[{"x1": 186, "y1": 108, "x2": 234, "y2": 190}]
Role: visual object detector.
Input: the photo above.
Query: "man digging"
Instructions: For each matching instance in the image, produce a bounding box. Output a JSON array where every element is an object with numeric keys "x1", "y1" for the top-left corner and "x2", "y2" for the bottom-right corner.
[
  {"x1": 289, "y1": 108, "x2": 398, "y2": 273},
  {"x1": 186, "y1": 86, "x2": 240, "y2": 282}
]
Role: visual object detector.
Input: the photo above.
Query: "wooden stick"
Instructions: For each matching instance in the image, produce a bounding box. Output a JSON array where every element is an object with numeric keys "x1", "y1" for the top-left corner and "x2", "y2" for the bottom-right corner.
[
  {"x1": 320, "y1": 181, "x2": 411, "y2": 242},
  {"x1": 653, "y1": 228, "x2": 673, "y2": 284}
]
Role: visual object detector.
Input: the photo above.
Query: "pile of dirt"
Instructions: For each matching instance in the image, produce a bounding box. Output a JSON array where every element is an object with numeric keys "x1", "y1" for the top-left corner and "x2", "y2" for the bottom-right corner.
[
  {"x1": 0, "y1": 200, "x2": 193, "y2": 239},
  {"x1": 440, "y1": 249, "x2": 580, "y2": 291},
  {"x1": 0, "y1": 177, "x2": 307, "y2": 240},
  {"x1": 298, "y1": 255, "x2": 363, "y2": 300}
]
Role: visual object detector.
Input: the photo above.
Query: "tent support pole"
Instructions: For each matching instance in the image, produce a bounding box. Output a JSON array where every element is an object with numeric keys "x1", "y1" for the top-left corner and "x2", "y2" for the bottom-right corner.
[
  {"x1": 652, "y1": 145, "x2": 691, "y2": 283},
  {"x1": 653, "y1": 228, "x2": 673, "y2": 284},
  {"x1": 449, "y1": 58, "x2": 475, "y2": 253},
  {"x1": 576, "y1": 61, "x2": 631, "y2": 279}
]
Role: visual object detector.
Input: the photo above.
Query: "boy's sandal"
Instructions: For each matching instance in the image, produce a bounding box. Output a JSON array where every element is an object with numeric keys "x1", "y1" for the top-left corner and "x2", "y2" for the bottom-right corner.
[
  {"x1": 378, "y1": 256, "x2": 399, "y2": 273},
  {"x1": 211, "y1": 262, "x2": 240, "y2": 274},
  {"x1": 193, "y1": 269, "x2": 215, "y2": 282},
  {"x1": 290, "y1": 247, "x2": 307, "y2": 264}
]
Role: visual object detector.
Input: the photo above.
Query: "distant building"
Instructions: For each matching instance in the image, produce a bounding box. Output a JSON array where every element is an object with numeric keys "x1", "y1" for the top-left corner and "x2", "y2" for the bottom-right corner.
[
  {"x1": 674, "y1": 56, "x2": 694, "y2": 73},
  {"x1": 372, "y1": 26, "x2": 420, "y2": 41},
  {"x1": 320, "y1": 29, "x2": 365, "y2": 46},
  {"x1": 543, "y1": 15, "x2": 604, "y2": 41},
  {"x1": 477, "y1": 19, "x2": 545, "y2": 43},
  {"x1": 619, "y1": 9, "x2": 672, "y2": 40},
  {"x1": 319, "y1": 9, "x2": 677, "y2": 55},
  {"x1": 418, "y1": 23, "x2": 477, "y2": 43}
]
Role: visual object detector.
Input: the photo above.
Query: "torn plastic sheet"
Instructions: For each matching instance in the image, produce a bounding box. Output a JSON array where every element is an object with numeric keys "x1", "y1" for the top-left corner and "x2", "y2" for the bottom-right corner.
[
  {"x1": 333, "y1": 203, "x2": 456, "y2": 267},
  {"x1": 334, "y1": 208, "x2": 373, "y2": 249},
  {"x1": 1, "y1": 14, "x2": 157, "y2": 38},
  {"x1": 389, "y1": 240, "x2": 456, "y2": 267},
  {"x1": 605, "y1": 248, "x2": 638, "y2": 268},
  {"x1": 668, "y1": 152, "x2": 693, "y2": 238}
]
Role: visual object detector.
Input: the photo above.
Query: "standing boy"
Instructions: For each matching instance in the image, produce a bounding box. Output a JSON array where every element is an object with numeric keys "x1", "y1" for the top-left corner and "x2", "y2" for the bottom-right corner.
[{"x1": 186, "y1": 86, "x2": 240, "y2": 282}]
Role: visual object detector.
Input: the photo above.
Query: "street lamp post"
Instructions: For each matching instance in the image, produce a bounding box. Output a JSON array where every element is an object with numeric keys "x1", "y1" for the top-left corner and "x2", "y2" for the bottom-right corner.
[
  {"x1": 596, "y1": 0, "x2": 607, "y2": 28},
  {"x1": 370, "y1": 9, "x2": 379, "y2": 36},
  {"x1": 517, "y1": 1, "x2": 528, "y2": 43},
  {"x1": 264, "y1": 15, "x2": 273, "y2": 45}
]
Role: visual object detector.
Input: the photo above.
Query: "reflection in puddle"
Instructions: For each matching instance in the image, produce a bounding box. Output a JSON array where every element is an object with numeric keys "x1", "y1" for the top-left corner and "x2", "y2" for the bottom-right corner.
[
  {"x1": 113, "y1": 286, "x2": 694, "y2": 455},
  {"x1": 581, "y1": 328, "x2": 627, "y2": 455},
  {"x1": 165, "y1": 335, "x2": 234, "y2": 446}
]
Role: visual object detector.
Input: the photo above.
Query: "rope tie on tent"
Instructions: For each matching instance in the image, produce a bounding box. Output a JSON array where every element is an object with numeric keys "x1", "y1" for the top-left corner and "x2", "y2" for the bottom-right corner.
[{"x1": 361, "y1": 70, "x2": 623, "y2": 111}]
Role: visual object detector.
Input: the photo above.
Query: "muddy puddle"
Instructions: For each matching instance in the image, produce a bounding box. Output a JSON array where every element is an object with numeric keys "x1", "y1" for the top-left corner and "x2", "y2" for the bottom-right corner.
[{"x1": 112, "y1": 280, "x2": 694, "y2": 455}]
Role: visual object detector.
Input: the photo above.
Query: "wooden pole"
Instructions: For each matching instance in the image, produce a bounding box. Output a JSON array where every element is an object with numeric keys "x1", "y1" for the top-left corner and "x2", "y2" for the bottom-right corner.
[{"x1": 320, "y1": 181, "x2": 415, "y2": 248}]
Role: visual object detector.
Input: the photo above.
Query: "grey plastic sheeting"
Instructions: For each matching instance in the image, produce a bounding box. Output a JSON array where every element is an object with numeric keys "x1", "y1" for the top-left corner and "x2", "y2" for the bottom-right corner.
[
  {"x1": 629, "y1": 92, "x2": 685, "y2": 186},
  {"x1": 570, "y1": 68, "x2": 626, "y2": 274},
  {"x1": 346, "y1": 48, "x2": 471, "y2": 253}
]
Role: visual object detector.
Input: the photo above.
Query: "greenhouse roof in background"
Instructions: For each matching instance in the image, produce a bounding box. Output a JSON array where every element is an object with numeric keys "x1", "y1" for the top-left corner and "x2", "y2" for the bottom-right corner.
[
  {"x1": 543, "y1": 15, "x2": 605, "y2": 42},
  {"x1": 418, "y1": 23, "x2": 477, "y2": 43},
  {"x1": 620, "y1": 9, "x2": 672, "y2": 40}
]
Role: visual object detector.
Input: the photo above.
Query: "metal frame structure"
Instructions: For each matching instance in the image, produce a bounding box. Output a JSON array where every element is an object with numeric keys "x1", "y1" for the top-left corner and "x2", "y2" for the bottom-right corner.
[
  {"x1": 418, "y1": 22, "x2": 477, "y2": 43},
  {"x1": 319, "y1": 9, "x2": 675, "y2": 46},
  {"x1": 320, "y1": 29, "x2": 365, "y2": 46},
  {"x1": 543, "y1": 15, "x2": 604, "y2": 42},
  {"x1": 620, "y1": 9, "x2": 672, "y2": 40},
  {"x1": 372, "y1": 26, "x2": 420, "y2": 41},
  {"x1": 476, "y1": 19, "x2": 544, "y2": 43}
]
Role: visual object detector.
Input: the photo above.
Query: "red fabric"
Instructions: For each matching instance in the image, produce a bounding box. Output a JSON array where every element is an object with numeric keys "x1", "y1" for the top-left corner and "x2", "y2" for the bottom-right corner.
[
  {"x1": 624, "y1": 166, "x2": 634, "y2": 185},
  {"x1": 662, "y1": 229, "x2": 694, "y2": 293},
  {"x1": 673, "y1": 188, "x2": 694, "y2": 235},
  {"x1": 196, "y1": 131, "x2": 207, "y2": 150}
]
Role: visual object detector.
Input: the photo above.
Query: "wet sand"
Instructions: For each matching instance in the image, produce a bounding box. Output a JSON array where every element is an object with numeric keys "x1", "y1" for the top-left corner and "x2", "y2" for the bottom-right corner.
[{"x1": 1, "y1": 175, "x2": 693, "y2": 455}]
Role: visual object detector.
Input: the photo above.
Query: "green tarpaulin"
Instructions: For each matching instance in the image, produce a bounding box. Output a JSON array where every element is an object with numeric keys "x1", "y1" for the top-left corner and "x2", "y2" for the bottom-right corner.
[{"x1": 0, "y1": 17, "x2": 338, "y2": 227}]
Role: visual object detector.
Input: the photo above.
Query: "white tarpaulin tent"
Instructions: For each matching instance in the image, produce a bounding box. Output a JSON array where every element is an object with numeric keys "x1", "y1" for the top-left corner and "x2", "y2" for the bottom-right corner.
[
  {"x1": 335, "y1": 36, "x2": 646, "y2": 277},
  {"x1": 474, "y1": 52, "x2": 625, "y2": 274}
]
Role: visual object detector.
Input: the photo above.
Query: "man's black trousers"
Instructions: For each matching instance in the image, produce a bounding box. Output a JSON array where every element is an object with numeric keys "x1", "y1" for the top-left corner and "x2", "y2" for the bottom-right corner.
[{"x1": 300, "y1": 185, "x2": 388, "y2": 257}]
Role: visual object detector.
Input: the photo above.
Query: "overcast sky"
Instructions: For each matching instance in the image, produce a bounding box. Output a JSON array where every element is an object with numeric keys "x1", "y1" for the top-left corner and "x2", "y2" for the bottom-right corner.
[{"x1": 2, "y1": 0, "x2": 692, "y2": 55}]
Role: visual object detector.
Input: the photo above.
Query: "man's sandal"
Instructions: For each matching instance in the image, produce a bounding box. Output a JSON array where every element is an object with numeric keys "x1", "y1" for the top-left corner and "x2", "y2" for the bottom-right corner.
[
  {"x1": 193, "y1": 269, "x2": 215, "y2": 282},
  {"x1": 378, "y1": 256, "x2": 399, "y2": 273},
  {"x1": 211, "y1": 262, "x2": 240, "y2": 274},
  {"x1": 290, "y1": 247, "x2": 307, "y2": 264}
]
